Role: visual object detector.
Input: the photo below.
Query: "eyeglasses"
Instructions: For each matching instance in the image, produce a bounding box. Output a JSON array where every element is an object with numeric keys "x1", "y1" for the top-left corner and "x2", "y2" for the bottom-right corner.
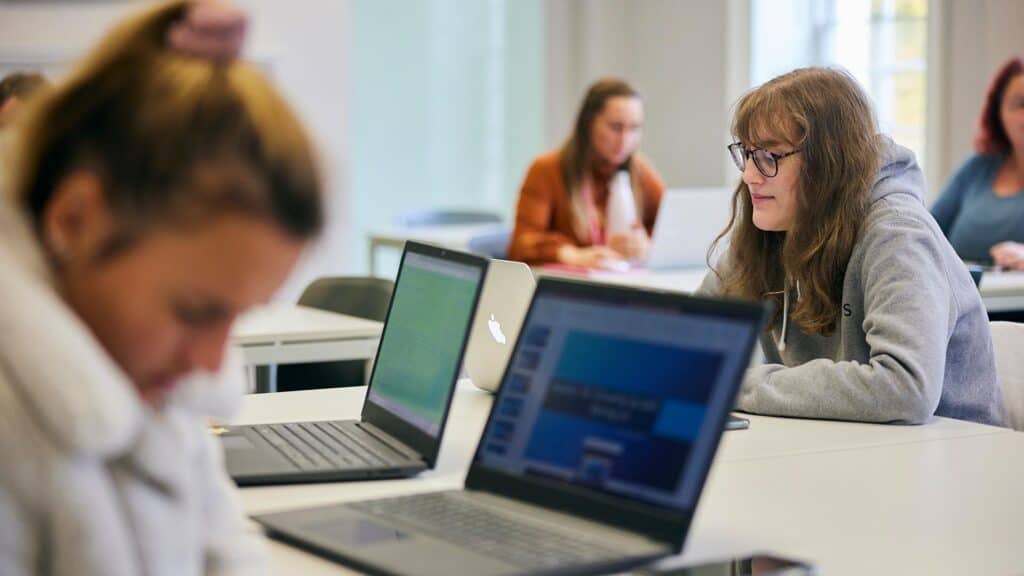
[{"x1": 727, "y1": 142, "x2": 801, "y2": 178}]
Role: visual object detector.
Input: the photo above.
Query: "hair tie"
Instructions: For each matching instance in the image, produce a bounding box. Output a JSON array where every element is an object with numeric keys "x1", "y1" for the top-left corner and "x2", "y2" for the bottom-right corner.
[{"x1": 166, "y1": 2, "x2": 247, "y2": 63}]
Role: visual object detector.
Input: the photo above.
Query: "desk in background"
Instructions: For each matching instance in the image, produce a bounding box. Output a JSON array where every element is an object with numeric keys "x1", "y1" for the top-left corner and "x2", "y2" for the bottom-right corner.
[
  {"x1": 367, "y1": 220, "x2": 1024, "y2": 310},
  {"x1": 367, "y1": 223, "x2": 506, "y2": 276},
  {"x1": 234, "y1": 383, "x2": 1023, "y2": 576},
  {"x1": 541, "y1": 266, "x2": 1024, "y2": 314},
  {"x1": 979, "y1": 269, "x2": 1024, "y2": 313},
  {"x1": 232, "y1": 304, "x2": 382, "y2": 392}
]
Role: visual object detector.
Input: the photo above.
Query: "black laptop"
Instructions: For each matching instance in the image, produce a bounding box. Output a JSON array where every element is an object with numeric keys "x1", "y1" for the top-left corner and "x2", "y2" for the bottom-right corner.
[
  {"x1": 221, "y1": 241, "x2": 488, "y2": 485},
  {"x1": 255, "y1": 278, "x2": 769, "y2": 575}
]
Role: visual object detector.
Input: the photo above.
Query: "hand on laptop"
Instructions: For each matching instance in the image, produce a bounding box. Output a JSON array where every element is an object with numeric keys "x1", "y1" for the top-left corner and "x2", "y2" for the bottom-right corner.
[
  {"x1": 557, "y1": 245, "x2": 625, "y2": 269},
  {"x1": 608, "y1": 226, "x2": 651, "y2": 261},
  {"x1": 990, "y1": 241, "x2": 1024, "y2": 271}
]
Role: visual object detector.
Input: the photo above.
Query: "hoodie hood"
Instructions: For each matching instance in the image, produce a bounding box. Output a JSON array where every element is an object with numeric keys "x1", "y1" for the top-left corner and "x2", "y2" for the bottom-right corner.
[
  {"x1": 870, "y1": 135, "x2": 927, "y2": 206},
  {"x1": 776, "y1": 135, "x2": 923, "y2": 353}
]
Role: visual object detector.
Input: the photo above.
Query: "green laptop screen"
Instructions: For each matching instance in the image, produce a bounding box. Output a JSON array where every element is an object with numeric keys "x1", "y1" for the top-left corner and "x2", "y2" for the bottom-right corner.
[{"x1": 366, "y1": 251, "x2": 482, "y2": 436}]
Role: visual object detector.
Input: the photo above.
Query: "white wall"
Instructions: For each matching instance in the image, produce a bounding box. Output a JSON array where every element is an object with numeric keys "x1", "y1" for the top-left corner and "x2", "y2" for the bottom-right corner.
[
  {"x1": 0, "y1": 0, "x2": 351, "y2": 301},
  {"x1": 239, "y1": 0, "x2": 351, "y2": 300},
  {"x1": 545, "y1": 0, "x2": 737, "y2": 189}
]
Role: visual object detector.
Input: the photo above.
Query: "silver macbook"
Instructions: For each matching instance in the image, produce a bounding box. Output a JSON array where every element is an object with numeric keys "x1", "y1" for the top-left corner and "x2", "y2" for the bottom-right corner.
[
  {"x1": 647, "y1": 187, "x2": 734, "y2": 270},
  {"x1": 464, "y1": 259, "x2": 535, "y2": 393},
  {"x1": 255, "y1": 278, "x2": 769, "y2": 576},
  {"x1": 220, "y1": 241, "x2": 488, "y2": 485}
]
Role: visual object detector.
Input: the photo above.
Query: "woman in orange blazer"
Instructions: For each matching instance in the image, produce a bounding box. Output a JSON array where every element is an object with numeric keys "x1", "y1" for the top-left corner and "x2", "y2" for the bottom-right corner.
[{"x1": 508, "y1": 78, "x2": 665, "y2": 267}]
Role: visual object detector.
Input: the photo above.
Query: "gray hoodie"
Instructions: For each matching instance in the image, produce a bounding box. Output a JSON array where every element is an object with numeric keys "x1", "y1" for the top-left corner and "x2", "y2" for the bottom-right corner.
[{"x1": 699, "y1": 138, "x2": 1004, "y2": 426}]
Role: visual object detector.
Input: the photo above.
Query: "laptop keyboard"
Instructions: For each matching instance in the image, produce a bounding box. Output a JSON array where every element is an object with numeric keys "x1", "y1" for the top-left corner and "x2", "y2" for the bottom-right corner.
[
  {"x1": 252, "y1": 421, "x2": 406, "y2": 472},
  {"x1": 349, "y1": 492, "x2": 622, "y2": 570}
]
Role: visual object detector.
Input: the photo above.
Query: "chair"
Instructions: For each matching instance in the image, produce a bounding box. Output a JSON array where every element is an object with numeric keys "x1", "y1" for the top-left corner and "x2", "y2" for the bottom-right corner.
[
  {"x1": 990, "y1": 321, "x2": 1024, "y2": 431},
  {"x1": 467, "y1": 229, "x2": 512, "y2": 259},
  {"x1": 395, "y1": 209, "x2": 501, "y2": 228},
  {"x1": 275, "y1": 277, "x2": 395, "y2": 392}
]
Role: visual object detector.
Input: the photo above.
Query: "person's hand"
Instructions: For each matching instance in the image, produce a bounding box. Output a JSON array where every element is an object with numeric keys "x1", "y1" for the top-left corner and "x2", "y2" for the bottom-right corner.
[
  {"x1": 167, "y1": 2, "x2": 247, "y2": 62},
  {"x1": 607, "y1": 226, "x2": 651, "y2": 260},
  {"x1": 557, "y1": 245, "x2": 625, "y2": 269},
  {"x1": 990, "y1": 241, "x2": 1024, "y2": 270}
]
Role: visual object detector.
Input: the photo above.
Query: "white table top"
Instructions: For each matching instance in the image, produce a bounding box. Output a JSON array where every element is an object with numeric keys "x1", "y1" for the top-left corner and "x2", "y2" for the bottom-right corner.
[
  {"x1": 535, "y1": 266, "x2": 708, "y2": 293},
  {"x1": 368, "y1": 223, "x2": 506, "y2": 250},
  {"x1": 979, "y1": 269, "x2": 1024, "y2": 293},
  {"x1": 233, "y1": 383, "x2": 1023, "y2": 575},
  {"x1": 681, "y1": 430, "x2": 1024, "y2": 575},
  {"x1": 232, "y1": 304, "x2": 382, "y2": 345},
  {"x1": 718, "y1": 412, "x2": 1009, "y2": 462},
  {"x1": 542, "y1": 265, "x2": 1024, "y2": 313}
]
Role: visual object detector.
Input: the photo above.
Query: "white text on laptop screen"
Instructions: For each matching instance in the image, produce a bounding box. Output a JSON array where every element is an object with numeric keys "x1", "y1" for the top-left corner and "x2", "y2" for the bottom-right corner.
[{"x1": 477, "y1": 293, "x2": 755, "y2": 510}]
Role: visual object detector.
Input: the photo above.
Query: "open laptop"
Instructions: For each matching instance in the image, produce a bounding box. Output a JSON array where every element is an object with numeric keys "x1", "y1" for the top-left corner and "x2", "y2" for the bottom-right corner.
[
  {"x1": 255, "y1": 278, "x2": 768, "y2": 576},
  {"x1": 647, "y1": 187, "x2": 734, "y2": 270},
  {"x1": 464, "y1": 259, "x2": 535, "y2": 393},
  {"x1": 220, "y1": 241, "x2": 488, "y2": 486}
]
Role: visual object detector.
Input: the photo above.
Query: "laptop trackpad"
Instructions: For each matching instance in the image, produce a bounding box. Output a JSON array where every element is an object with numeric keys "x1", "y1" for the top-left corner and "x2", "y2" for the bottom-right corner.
[{"x1": 308, "y1": 517, "x2": 410, "y2": 546}]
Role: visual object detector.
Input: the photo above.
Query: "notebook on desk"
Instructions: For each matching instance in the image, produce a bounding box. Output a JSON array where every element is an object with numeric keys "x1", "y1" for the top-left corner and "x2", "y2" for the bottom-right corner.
[
  {"x1": 219, "y1": 241, "x2": 488, "y2": 485},
  {"x1": 255, "y1": 278, "x2": 769, "y2": 576}
]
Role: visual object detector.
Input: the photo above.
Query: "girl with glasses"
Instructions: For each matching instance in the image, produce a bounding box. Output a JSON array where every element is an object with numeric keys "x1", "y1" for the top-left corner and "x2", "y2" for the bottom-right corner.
[
  {"x1": 0, "y1": 2, "x2": 322, "y2": 573},
  {"x1": 699, "y1": 67, "x2": 1002, "y2": 426},
  {"x1": 508, "y1": 78, "x2": 665, "y2": 269}
]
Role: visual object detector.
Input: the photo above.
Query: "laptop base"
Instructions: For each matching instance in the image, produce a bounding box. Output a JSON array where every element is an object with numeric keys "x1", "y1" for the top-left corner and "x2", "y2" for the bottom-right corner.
[{"x1": 224, "y1": 419, "x2": 427, "y2": 486}]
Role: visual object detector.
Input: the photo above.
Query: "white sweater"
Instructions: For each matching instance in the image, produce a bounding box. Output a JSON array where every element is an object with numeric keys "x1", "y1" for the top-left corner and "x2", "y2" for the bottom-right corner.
[{"x1": 0, "y1": 196, "x2": 267, "y2": 575}]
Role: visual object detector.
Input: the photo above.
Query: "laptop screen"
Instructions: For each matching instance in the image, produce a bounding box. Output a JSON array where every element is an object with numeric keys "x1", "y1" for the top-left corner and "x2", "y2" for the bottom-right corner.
[
  {"x1": 366, "y1": 250, "x2": 484, "y2": 437},
  {"x1": 475, "y1": 284, "x2": 757, "y2": 511}
]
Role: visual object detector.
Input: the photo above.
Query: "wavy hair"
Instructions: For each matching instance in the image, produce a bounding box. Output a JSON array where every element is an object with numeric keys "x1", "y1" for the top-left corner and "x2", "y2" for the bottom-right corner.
[{"x1": 710, "y1": 67, "x2": 879, "y2": 335}]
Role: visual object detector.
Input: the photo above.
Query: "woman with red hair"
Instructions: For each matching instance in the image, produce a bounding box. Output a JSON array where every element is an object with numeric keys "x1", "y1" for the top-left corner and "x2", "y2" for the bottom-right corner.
[{"x1": 932, "y1": 57, "x2": 1024, "y2": 269}]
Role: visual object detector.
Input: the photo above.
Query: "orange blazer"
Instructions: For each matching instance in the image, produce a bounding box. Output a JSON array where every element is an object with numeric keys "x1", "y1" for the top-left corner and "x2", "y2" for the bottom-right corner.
[{"x1": 508, "y1": 151, "x2": 665, "y2": 264}]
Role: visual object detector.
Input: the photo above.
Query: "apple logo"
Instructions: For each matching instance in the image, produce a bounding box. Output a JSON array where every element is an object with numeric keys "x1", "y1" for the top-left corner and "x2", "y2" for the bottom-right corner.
[{"x1": 487, "y1": 314, "x2": 506, "y2": 344}]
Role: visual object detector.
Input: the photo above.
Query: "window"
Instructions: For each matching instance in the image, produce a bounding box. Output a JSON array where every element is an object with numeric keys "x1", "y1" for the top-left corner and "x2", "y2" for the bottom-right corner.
[{"x1": 751, "y1": 0, "x2": 929, "y2": 171}]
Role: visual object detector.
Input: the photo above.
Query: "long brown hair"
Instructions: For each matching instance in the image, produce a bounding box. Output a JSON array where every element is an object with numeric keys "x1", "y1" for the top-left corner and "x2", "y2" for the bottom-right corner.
[
  {"x1": 710, "y1": 67, "x2": 879, "y2": 335},
  {"x1": 11, "y1": 1, "x2": 322, "y2": 256},
  {"x1": 558, "y1": 78, "x2": 645, "y2": 242}
]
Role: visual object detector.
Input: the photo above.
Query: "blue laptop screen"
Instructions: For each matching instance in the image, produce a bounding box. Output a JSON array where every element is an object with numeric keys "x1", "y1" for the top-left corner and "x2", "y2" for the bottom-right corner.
[
  {"x1": 366, "y1": 251, "x2": 483, "y2": 436},
  {"x1": 476, "y1": 290, "x2": 756, "y2": 511}
]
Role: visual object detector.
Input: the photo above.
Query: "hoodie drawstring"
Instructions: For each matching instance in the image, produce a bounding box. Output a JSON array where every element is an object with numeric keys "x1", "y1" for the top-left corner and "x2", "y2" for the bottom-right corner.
[
  {"x1": 778, "y1": 274, "x2": 802, "y2": 348},
  {"x1": 778, "y1": 277, "x2": 789, "y2": 352}
]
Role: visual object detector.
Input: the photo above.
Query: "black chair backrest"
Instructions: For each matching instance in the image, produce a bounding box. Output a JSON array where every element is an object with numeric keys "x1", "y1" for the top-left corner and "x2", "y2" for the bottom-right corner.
[
  {"x1": 276, "y1": 276, "x2": 395, "y2": 392},
  {"x1": 298, "y1": 276, "x2": 395, "y2": 321}
]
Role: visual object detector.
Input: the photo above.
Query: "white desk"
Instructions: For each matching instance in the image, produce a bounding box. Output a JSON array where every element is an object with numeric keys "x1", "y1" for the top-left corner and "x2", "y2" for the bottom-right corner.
[
  {"x1": 543, "y1": 266, "x2": 1024, "y2": 314},
  {"x1": 366, "y1": 223, "x2": 506, "y2": 276},
  {"x1": 979, "y1": 269, "x2": 1024, "y2": 313},
  {"x1": 233, "y1": 304, "x2": 382, "y2": 367},
  {"x1": 234, "y1": 384, "x2": 1023, "y2": 575},
  {"x1": 682, "y1": 431, "x2": 1024, "y2": 575},
  {"x1": 232, "y1": 305, "x2": 382, "y2": 393}
]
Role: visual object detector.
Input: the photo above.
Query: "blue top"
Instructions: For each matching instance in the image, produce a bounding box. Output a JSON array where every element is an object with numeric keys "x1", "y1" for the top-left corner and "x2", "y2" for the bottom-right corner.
[{"x1": 931, "y1": 153, "x2": 1024, "y2": 263}]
